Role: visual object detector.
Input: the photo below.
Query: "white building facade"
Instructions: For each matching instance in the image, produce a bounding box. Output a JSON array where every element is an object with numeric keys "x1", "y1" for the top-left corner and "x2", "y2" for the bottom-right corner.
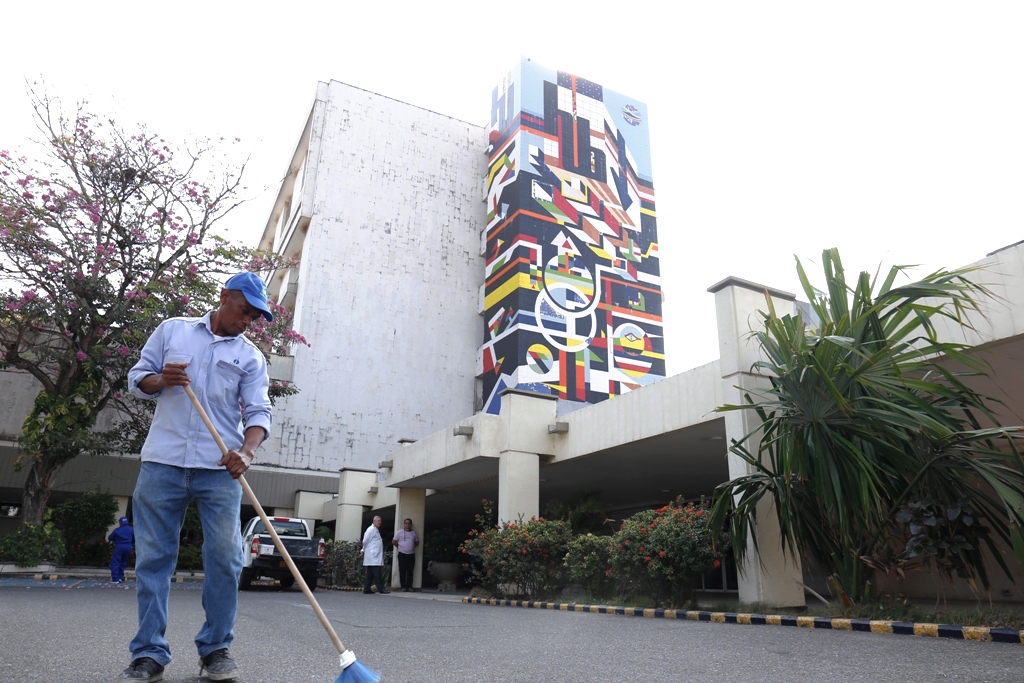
[{"x1": 258, "y1": 81, "x2": 489, "y2": 473}]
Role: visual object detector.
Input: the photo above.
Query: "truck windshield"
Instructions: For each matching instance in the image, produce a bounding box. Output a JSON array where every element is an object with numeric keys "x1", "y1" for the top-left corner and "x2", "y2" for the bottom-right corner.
[{"x1": 252, "y1": 520, "x2": 307, "y2": 537}]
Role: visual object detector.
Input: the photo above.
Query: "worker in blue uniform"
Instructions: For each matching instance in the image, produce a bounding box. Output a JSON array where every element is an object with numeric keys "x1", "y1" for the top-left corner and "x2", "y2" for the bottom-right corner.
[{"x1": 108, "y1": 516, "x2": 135, "y2": 583}]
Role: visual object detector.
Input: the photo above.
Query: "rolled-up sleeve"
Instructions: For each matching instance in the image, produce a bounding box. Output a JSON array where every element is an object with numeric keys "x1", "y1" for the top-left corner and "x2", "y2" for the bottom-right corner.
[{"x1": 128, "y1": 322, "x2": 166, "y2": 400}]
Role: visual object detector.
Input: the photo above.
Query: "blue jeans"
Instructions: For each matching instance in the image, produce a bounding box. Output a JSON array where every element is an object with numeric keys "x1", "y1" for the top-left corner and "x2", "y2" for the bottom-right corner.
[{"x1": 129, "y1": 462, "x2": 243, "y2": 666}]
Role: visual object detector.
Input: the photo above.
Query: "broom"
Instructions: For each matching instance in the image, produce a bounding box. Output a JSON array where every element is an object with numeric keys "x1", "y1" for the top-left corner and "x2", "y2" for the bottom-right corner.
[{"x1": 184, "y1": 384, "x2": 381, "y2": 683}]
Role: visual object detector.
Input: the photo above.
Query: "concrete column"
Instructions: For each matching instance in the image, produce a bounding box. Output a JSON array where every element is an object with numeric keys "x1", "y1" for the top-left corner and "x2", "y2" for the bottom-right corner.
[
  {"x1": 710, "y1": 276, "x2": 805, "y2": 608},
  {"x1": 497, "y1": 450, "x2": 540, "y2": 524},
  {"x1": 336, "y1": 468, "x2": 377, "y2": 541},
  {"x1": 336, "y1": 504, "x2": 365, "y2": 542},
  {"x1": 391, "y1": 488, "x2": 426, "y2": 589},
  {"x1": 493, "y1": 388, "x2": 555, "y2": 525}
]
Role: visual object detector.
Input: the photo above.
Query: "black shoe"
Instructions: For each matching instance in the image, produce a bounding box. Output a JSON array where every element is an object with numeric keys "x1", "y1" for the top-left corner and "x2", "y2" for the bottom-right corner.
[
  {"x1": 115, "y1": 657, "x2": 164, "y2": 682},
  {"x1": 363, "y1": 589, "x2": 373, "y2": 594},
  {"x1": 379, "y1": 589, "x2": 391, "y2": 594},
  {"x1": 199, "y1": 649, "x2": 239, "y2": 681}
]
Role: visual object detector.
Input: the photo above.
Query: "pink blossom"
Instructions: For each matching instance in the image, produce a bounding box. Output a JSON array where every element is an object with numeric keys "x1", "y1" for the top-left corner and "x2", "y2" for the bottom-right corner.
[
  {"x1": 117, "y1": 346, "x2": 132, "y2": 356},
  {"x1": 76, "y1": 351, "x2": 87, "y2": 361}
]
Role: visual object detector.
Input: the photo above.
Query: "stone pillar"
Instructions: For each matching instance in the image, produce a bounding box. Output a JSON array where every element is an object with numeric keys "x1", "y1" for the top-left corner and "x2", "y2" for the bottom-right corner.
[
  {"x1": 335, "y1": 504, "x2": 365, "y2": 543},
  {"x1": 494, "y1": 389, "x2": 556, "y2": 525},
  {"x1": 336, "y1": 468, "x2": 378, "y2": 542},
  {"x1": 497, "y1": 451, "x2": 540, "y2": 524},
  {"x1": 391, "y1": 488, "x2": 426, "y2": 589},
  {"x1": 710, "y1": 276, "x2": 805, "y2": 608}
]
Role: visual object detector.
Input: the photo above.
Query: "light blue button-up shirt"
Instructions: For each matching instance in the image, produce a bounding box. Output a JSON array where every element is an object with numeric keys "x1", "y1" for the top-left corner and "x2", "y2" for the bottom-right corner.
[{"x1": 128, "y1": 313, "x2": 272, "y2": 469}]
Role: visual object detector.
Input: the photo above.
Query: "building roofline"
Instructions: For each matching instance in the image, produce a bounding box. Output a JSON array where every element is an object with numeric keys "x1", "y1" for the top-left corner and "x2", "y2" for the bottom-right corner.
[{"x1": 707, "y1": 276, "x2": 796, "y2": 302}]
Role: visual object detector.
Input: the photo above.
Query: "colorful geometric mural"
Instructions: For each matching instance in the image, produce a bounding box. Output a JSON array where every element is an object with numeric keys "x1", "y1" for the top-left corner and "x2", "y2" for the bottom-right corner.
[{"x1": 479, "y1": 59, "x2": 665, "y2": 414}]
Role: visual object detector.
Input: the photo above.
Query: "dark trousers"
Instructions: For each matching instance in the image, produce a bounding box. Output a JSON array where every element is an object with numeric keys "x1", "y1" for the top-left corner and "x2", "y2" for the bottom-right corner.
[
  {"x1": 110, "y1": 544, "x2": 132, "y2": 582},
  {"x1": 363, "y1": 565, "x2": 385, "y2": 593},
  {"x1": 397, "y1": 552, "x2": 415, "y2": 589}
]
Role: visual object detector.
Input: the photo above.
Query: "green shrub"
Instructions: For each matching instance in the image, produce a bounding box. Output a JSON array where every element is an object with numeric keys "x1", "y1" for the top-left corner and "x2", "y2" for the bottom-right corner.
[
  {"x1": 609, "y1": 498, "x2": 727, "y2": 608},
  {"x1": 462, "y1": 514, "x2": 572, "y2": 599},
  {"x1": 64, "y1": 539, "x2": 119, "y2": 567},
  {"x1": 175, "y1": 545, "x2": 203, "y2": 571},
  {"x1": 544, "y1": 491, "x2": 608, "y2": 535},
  {"x1": 424, "y1": 526, "x2": 467, "y2": 563},
  {"x1": 320, "y1": 540, "x2": 365, "y2": 587},
  {"x1": 49, "y1": 491, "x2": 119, "y2": 546},
  {"x1": 565, "y1": 533, "x2": 614, "y2": 598},
  {"x1": 319, "y1": 540, "x2": 393, "y2": 588},
  {"x1": 0, "y1": 523, "x2": 65, "y2": 567}
]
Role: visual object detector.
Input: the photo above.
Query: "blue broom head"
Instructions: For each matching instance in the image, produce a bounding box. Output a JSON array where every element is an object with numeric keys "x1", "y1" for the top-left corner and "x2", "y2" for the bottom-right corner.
[{"x1": 334, "y1": 651, "x2": 381, "y2": 683}]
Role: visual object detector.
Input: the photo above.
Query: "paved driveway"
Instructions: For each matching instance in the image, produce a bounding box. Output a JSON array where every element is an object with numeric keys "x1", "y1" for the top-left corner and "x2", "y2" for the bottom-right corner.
[{"x1": 0, "y1": 578, "x2": 1019, "y2": 682}]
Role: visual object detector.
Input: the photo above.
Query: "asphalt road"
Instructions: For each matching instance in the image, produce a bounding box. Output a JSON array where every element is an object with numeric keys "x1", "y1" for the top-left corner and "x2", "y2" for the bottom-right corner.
[{"x1": 0, "y1": 578, "x2": 1020, "y2": 683}]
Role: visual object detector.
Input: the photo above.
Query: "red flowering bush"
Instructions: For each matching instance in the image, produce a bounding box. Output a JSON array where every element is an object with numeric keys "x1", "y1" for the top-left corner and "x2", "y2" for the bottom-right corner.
[
  {"x1": 609, "y1": 498, "x2": 727, "y2": 607},
  {"x1": 461, "y1": 501, "x2": 572, "y2": 598}
]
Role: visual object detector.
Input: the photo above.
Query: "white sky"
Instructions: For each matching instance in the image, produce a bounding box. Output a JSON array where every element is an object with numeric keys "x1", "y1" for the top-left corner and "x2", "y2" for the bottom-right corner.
[{"x1": 2, "y1": 1, "x2": 1021, "y2": 375}]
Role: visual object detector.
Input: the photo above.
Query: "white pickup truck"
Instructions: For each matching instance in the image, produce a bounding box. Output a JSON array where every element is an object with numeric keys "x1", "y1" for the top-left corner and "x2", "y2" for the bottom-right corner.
[{"x1": 239, "y1": 516, "x2": 325, "y2": 591}]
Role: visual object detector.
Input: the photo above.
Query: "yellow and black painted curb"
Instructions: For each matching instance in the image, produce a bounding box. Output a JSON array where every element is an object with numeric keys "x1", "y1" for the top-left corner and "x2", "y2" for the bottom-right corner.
[{"x1": 462, "y1": 597, "x2": 1024, "y2": 645}]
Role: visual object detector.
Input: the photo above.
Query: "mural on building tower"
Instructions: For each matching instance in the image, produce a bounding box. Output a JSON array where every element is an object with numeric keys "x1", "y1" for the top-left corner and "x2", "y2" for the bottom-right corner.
[{"x1": 480, "y1": 59, "x2": 665, "y2": 414}]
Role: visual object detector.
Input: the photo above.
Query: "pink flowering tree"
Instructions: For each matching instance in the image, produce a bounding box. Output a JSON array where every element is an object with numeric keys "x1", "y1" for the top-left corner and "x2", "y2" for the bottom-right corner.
[{"x1": 0, "y1": 86, "x2": 307, "y2": 526}]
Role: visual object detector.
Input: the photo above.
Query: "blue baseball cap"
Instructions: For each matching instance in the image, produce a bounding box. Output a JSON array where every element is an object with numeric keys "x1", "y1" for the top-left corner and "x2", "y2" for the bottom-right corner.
[
  {"x1": 224, "y1": 272, "x2": 274, "y2": 322},
  {"x1": 119, "y1": 516, "x2": 129, "y2": 525}
]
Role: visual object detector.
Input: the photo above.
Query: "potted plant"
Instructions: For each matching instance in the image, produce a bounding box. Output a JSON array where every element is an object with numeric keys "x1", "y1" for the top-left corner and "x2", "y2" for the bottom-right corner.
[{"x1": 424, "y1": 527, "x2": 465, "y2": 590}]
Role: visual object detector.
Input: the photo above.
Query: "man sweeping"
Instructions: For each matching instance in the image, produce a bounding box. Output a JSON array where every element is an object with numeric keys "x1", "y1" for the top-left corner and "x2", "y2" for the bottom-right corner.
[{"x1": 115, "y1": 272, "x2": 274, "y2": 683}]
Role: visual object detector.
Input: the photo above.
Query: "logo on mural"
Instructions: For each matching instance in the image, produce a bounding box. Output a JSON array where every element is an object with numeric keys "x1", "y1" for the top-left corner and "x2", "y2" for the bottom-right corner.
[{"x1": 621, "y1": 104, "x2": 642, "y2": 127}]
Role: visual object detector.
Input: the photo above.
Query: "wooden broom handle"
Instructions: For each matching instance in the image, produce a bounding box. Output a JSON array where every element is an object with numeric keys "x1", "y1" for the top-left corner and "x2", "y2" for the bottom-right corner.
[{"x1": 183, "y1": 384, "x2": 346, "y2": 655}]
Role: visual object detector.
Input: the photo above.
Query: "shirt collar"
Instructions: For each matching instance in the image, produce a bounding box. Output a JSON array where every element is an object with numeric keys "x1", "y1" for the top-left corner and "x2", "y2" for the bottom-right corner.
[{"x1": 198, "y1": 310, "x2": 240, "y2": 342}]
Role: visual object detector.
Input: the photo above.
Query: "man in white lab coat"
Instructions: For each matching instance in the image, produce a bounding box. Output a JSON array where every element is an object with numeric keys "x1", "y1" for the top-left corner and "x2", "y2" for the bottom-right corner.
[{"x1": 360, "y1": 516, "x2": 390, "y2": 594}]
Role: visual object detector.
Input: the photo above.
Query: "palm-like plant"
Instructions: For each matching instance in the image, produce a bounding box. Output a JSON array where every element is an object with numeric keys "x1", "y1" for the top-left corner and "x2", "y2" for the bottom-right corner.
[{"x1": 710, "y1": 248, "x2": 1024, "y2": 603}]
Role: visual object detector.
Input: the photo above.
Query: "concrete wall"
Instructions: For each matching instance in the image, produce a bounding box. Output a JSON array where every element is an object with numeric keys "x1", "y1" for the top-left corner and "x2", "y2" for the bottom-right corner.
[
  {"x1": 261, "y1": 81, "x2": 489, "y2": 473},
  {"x1": 0, "y1": 370, "x2": 39, "y2": 441},
  {"x1": 929, "y1": 241, "x2": 1024, "y2": 345}
]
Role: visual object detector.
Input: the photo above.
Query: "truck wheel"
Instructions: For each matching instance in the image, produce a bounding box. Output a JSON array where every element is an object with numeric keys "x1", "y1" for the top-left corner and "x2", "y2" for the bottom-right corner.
[
  {"x1": 239, "y1": 568, "x2": 254, "y2": 591},
  {"x1": 301, "y1": 571, "x2": 318, "y2": 592},
  {"x1": 279, "y1": 575, "x2": 295, "y2": 588}
]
